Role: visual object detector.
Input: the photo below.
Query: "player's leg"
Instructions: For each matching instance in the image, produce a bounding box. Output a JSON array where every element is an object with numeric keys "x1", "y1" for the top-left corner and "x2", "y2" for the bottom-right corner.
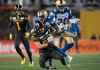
[
  {"x1": 48, "y1": 42, "x2": 67, "y2": 57},
  {"x1": 61, "y1": 43, "x2": 74, "y2": 52},
  {"x1": 53, "y1": 48, "x2": 72, "y2": 68},
  {"x1": 39, "y1": 48, "x2": 50, "y2": 69},
  {"x1": 75, "y1": 38, "x2": 80, "y2": 53},
  {"x1": 48, "y1": 43, "x2": 67, "y2": 64},
  {"x1": 60, "y1": 41, "x2": 74, "y2": 67},
  {"x1": 50, "y1": 47, "x2": 67, "y2": 65},
  {"x1": 15, "y1": 33, "x2": 25, "y2": 64},
  {"x1": 48, "y1": 36, "x2": 71, "y2": 66},
  {"x1": 48, "y1": 58, "x2": 52, "y2": 67},
  {"x1": 49, "y1": 38, "x2": 73, "y2": 66},
  {"x1": 47, "y1": 43, "x2": 57, "y2": 69},
  {"x1": 23, "y1": 38, "x2": 33, "y2": 65}
]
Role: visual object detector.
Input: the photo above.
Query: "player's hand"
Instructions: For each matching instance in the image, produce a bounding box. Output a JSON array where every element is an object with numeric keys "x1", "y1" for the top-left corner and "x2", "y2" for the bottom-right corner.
[
  {"x1": 24, "y1": 32, "x2": 30, "y2": 38},
  {"x1": 31, "y1": 29, "x2": 34, "y2": 33}
]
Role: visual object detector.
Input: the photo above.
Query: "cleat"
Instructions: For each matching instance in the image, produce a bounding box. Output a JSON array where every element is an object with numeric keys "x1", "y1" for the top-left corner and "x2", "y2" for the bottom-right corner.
[
  {"x1": 63, "y1": 55, "x2": 72, "y2": 67},
  {"x1": 21, "y1": 57, "x2": 26, "y2": 64},
  {"x1": 66, "y1": 64, "x2": 71, "y2": 68},
  {"x1": 68, "y1": 55, "x2": 72, "y2": 64},
  {"x1": 29, "y1": 61, "x2": 34, "y2": 67},
  {"x1": 66, "y1": 55, "x2": 72, "y2": 68},
  {"x1": 48, "y1": 66, "x2": 56, "y2": 69}
]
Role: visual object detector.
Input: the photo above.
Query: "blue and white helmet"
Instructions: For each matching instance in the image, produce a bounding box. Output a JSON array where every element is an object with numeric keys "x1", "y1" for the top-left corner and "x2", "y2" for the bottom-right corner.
[
  {"x1": 54, "y1": 0, "x2": 67, "y2": 12},
  {"x1": 55, "y1": 0, "x2": 66, "y2": 7}
]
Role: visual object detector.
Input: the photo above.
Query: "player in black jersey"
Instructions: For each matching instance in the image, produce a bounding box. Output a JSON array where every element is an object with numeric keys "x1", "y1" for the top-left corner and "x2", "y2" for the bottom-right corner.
[{"x1": 9, "y1": 4, "x2": 33, "y2": 66}]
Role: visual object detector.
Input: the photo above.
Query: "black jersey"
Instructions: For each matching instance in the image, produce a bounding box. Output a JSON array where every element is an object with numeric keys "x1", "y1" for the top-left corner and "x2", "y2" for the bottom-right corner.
[{"x1": 10, "y1": 14, "x2": 31, "y2": 33}]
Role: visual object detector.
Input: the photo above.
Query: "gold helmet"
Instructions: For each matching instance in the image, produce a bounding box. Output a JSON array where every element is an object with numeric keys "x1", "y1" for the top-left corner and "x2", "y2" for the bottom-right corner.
[{"x1": 37, "y1": 10, "x2": 48, "y2": 17}]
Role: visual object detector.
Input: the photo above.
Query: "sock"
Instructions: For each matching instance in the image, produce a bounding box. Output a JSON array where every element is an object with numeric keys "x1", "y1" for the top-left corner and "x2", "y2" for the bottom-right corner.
[
  {"x1": 48, "y1": 58, "x2": 52, "y2": 66},
  {"x1": 26, "y1": 48, "x2": 32, "y2": 64},
  {"x1": 62, "y1": 43, "x2": 74, "y2": 52}
]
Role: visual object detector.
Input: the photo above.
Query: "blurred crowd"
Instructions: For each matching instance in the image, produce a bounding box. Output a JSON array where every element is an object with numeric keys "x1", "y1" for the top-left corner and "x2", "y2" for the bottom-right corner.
[
  {"x1": 0, "y1": 0, "x2": 100, "y2": 39},
  {"x1": 0, "y1": 0, "x2": 100, "y2": 10}
]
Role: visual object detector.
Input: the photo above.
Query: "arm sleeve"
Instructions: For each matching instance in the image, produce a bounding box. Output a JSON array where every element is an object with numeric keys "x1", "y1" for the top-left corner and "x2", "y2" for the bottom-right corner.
[{"x1": 66, "y1": 7, "x2": 72, "y2": 19}]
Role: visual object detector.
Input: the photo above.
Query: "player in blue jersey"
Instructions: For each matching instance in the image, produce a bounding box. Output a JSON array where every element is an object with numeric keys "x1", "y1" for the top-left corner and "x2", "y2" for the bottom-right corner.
[
  {"x1": 44, "y1": 4, "x2": 80, "y2": 67},
  {"x1": 59, "y1": 16, "x2": 80, "y2": 66},
  {"x1": 52, "y1": 0, "x2": 72, "y2": 33},
  {"x1": 49, "y1": 0, "x2": 79, "y2": 67},
  {"x1": 69, "y1": 16, "x2": 81, "y2": 53}
]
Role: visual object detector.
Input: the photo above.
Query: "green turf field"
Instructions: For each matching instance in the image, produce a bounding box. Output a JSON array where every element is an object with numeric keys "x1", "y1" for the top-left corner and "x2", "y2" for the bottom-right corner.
[{"x1": 0, "y1": 54, "x2": 100, "y2": 70}]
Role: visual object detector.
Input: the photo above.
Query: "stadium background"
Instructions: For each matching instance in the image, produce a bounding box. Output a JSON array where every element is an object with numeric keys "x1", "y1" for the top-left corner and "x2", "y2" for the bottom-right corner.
[{"x1": 0, "y1": 0, "x2": 100, "y2": 70}]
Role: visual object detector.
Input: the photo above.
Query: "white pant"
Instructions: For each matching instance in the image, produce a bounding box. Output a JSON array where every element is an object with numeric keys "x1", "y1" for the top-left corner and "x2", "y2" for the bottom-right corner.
[{"x1": 48, "y1": 35, "x2": 60, "y2": 47}]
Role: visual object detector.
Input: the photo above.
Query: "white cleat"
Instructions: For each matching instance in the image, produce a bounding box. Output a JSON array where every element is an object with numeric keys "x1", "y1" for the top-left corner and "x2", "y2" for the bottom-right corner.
[
  {"x1": 68, "y1": 56, "x2": 72, "y2": 64},
  {"x1": 66, "y1": 55, "x2": 72, "y2": 68},
  {"x1": 29, "y1": 61, "x2": 34, "y2": 67},
  {"x1": 66, "y1": 64, "x2": 71, "y2": 68}
]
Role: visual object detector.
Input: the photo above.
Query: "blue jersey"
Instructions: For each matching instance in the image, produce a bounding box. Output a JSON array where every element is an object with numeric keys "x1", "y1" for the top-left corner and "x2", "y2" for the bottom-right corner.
[
  {"x1": 52, "y1": 7, "x2": 72, "y2": 24},
  {"x1": 64, "y1": 24, "x2": 77, "y2": 33},
  {"x1": 63, "y1": 23, "x2": 79, "y2": 38},
  {"x1": 69, "y1": 17, "x2": 80, "y2": 36},
  {"x1": 51, "y1": 7, "x2": 72, "y2": 32}
]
